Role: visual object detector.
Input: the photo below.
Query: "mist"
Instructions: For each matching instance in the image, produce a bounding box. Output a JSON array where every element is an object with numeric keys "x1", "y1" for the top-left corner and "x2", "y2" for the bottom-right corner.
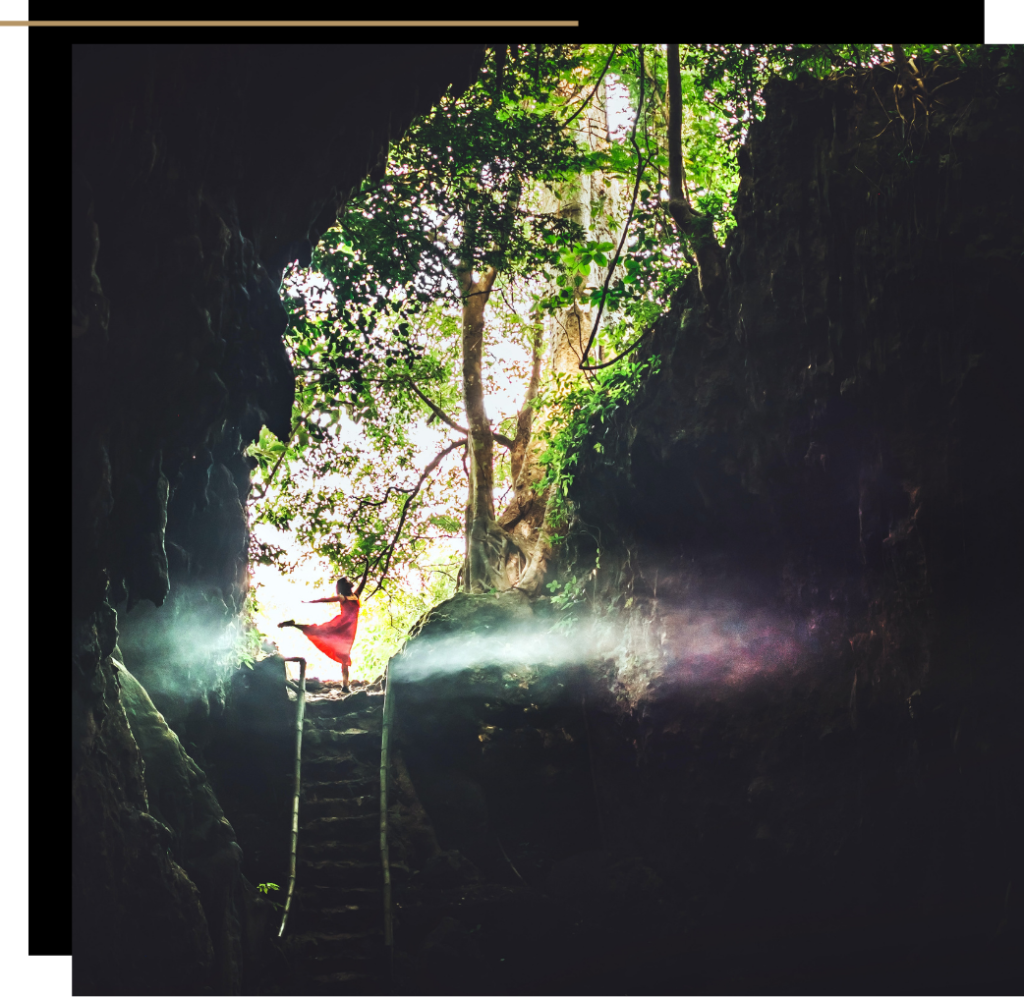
[
  {"x1": 114, "y1": 583, "x2": 247, "y2": 711},
  {"x1": 649, "y1": 599, "x2": 818, "y2": 688},
  {"x1": 389, "y1": 593, "x2": 824, "y2": 692},
  {"x1": 390, "y1": 619, "x2": 600, "y2": 683}
]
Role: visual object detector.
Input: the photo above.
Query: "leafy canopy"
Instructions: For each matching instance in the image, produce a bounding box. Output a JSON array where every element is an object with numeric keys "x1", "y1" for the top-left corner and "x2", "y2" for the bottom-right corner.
[
  {"x1": 250, "y1": 45, "x2": 594, "y2": 600},
  {"x1": 247, "y1": 43, "x2": 992, "y2": 642}
]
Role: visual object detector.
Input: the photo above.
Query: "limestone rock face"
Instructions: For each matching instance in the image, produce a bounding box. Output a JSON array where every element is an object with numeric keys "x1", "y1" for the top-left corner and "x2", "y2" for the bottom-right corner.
[
  {"x1": 71, "y1": 44, "x2": 485, "y2": 996},
  {"x1": 569, "y1": 61, "x2": 1024, "y2": 711},
  {"x1": 386, "y1": 60, "x2": 1024, "y2": 995},
  {"x1": 553, "y1": 60, "x2": 1024, "y2": 990},
  {"x1": 116, "y1": 659, "x2": 246, "y2": 993},
  {"x1": 72, "y1": 655, "x2": 216, "y2": 996}
]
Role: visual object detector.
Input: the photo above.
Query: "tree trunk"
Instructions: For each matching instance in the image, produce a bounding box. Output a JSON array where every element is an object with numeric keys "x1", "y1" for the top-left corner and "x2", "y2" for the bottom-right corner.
[
  {"x1": 499, "y1": 323, "x2": 548, "y2": 590},
  {"x1": 664, "y1": 43, "x2": 725, "y2": 307},
  {"x1": 459, "y1": 262, "x2": 511, "y2": 593},
  {"x1": 498, "y1": 77, "x2": 621, "y2": 595}
]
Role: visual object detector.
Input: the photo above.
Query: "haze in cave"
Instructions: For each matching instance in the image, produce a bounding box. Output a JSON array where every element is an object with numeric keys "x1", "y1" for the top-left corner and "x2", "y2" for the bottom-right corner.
[{"x1": 71, "y1": 42, "x2": 1023, "y2": 996}]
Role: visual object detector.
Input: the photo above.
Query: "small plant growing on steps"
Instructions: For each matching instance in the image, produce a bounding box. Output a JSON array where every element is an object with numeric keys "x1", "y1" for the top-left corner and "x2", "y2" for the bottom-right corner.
[{"x1": 256, "y1": 882, "x2": 284, "y2": 909}]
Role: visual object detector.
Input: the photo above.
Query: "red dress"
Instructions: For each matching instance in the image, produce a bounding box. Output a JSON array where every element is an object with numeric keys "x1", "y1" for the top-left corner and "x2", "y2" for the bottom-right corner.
[{"x1": 295, "y1": 596, "x2": 360, "y2": 667}]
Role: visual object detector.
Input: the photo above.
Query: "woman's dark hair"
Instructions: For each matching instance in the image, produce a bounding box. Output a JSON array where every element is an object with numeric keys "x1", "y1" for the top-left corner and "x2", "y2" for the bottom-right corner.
[{"x1": 336, "y1": 576, "x2": 354, "y2": 597}]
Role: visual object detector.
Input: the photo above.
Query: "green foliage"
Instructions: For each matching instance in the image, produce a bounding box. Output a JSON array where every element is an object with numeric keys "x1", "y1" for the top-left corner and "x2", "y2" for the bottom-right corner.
[
  {"x1": 308, "y1": 44, "x2": 589, "y2": 404},
  {"x1": 535, "y1": 352, "x2": 661, "y2": 540},
  {"x1": 249, "y1": 45, "x2": 593, "y2": 604},
  {"x1": 226, "y1": 588, "x2": 264, "y2": 671},
  {"x1": 680, "y1": 44, "x2": 985, "y2": 148},
  {"x1": 249, "y1": 298, "x2": 464, "y2": 585},
  {"x1": 579, "y1": 43, "x2": 742, "y2": 251},
  {"x1": 248, "y1": 42, "x2": 981, "y2": 635},
  {"x1": 351, "y1": 553, "x2": 461, "y2": 679}
]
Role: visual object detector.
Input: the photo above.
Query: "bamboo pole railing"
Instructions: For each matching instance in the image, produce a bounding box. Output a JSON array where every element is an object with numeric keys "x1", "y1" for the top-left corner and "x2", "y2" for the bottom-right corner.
[
  {"x1": 379, "y1": 661, "x2": 397, "y2": 963},
  {"x1": 278, "y1": 656, "x2": 307, "y2": 937}
]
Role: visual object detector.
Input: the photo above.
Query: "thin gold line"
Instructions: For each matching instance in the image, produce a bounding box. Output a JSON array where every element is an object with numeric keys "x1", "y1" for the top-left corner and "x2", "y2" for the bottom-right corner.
[{"x1": 2, "y1": 20, "x2": 579, "y2": 26}]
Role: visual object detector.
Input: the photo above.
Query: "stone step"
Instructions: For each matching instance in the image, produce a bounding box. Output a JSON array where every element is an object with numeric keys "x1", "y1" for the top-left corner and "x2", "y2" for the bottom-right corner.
[
  {"x1": 304, "y1": 970, "x2": 385, "y2": 996},
  {"x1": 290, "y1": 929, "x2": 387, "y2": 973},
  {"x1": 300, "y1": 838, "x2": 378, "y2": 862},
  {"x1": 304, "y1": 691, "x2": 384, "y2": 718},
  {"x1": 302, "y1": 754, "x2": 373, "y2": 782},
  {"x1": 301, "y1": 953, "x2": 387, "y2": 979},
  {"x1": 302, "y1": 777, "x2": 378, "y2": 801},
  {"x1": 289, "y1": 900, "x2": 382, "y2": 933},
  {"x1": 301, "y1": 794, "x2": 377, "y2": 820},
  {"x1": 291, "y1": 927, "x2": 384, "y2": 945},
  {"x1": 303, "y1": 727, "x2": 382, "y2": 754},
  {"x1": 300, "y1": 813, "x2": 378, "y2": 840},
  {"x1": 298, "y1": 858, "x2": 408, "y2": 888},
  {"x1": 303, "y1": 705, "x2": 382, "y2": 729},
  {"x1": 296, "y1": 884, "x2": 384, "y2": 914}
]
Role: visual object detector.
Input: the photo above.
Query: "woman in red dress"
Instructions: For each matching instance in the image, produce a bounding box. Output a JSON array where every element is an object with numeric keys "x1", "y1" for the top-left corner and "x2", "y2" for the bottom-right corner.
[{"x1": 278, "y1": 577, "x2": 361, "y2": 691}]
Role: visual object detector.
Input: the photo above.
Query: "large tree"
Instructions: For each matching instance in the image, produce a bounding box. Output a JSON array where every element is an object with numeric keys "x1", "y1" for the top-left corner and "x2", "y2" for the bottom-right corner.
[
  {"x1": 251, "y1": 44, "x2": 595, "y2": 596},
  {"x1": 250, "y1": 43, "x2": 982, "y2": 615}
]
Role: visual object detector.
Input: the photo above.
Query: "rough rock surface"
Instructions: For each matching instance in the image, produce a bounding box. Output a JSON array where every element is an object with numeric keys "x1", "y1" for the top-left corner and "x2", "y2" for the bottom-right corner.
[
  {"x1": 384, "y1": 61, "x2": 1024, "y2": 994},
  {"x1": 573, "y1": 61, "x2": 1023, "y2": 707},
  {"x1": 553, "y1": 59, "x2": 1024, "y2": 991},
  {"x1": 71, "y1": 49, "x2": 1024, "y2": 994},
  {"x1": 115, "y1": 656, "x2": 248, "y2": 993},
  {"x1": 71, "y1": 44, "x2": 485, "y2": 996}
]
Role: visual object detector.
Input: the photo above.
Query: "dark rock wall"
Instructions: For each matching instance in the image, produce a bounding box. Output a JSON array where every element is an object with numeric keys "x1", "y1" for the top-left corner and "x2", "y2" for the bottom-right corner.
[
  {"x1": 72, "y1": 46, "x2": 1024, "y2": 994},
  {"x1": 71, "y1": 44, "x2": 485, "y2": 996},
  {"x1": 575, "y1": 60, "x2": 1023, "y2": 698},
  {"x1": 113, "y1": 657, "x2": 248, "y2": 994},
  {"x1": 554, "y1": 59, "x2": 1024, "y2": 989},
  {"x1": 72, "y1": 646, "x2": 216, "y2": 996},
  {"x1": 383, "y1": 58, "x2": 1023, "y2": 994}
]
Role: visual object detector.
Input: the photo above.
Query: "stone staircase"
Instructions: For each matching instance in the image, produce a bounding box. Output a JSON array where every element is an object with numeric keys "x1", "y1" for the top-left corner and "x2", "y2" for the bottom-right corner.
[{"x1": 283, "y1": 688, "x2": 399, "y2": 995}]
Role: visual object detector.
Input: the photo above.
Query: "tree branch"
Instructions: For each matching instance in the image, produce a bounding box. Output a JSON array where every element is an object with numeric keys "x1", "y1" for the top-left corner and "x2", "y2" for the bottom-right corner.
[
  {"x1": 664, "y1": 43, "x2": 725, "y2": 309},
  {"x1": 667, "y1": 44, "x2": 687, "y2": 209},
  {"x1": 406, "y1": 378, "x2": 515, "y2": 450},
  {"x1": 892, "y1": 43, "x2": 928, "y2": 95},
  {"x1": 511, "y1": 324, "x2": 543, "y2": 484},
  {"x1": 252, "y1": 447, "x2": 288, "y2": 502},
  {"x1": 350, "y1": 481, "x2": 415, "y2": 517},
  {"x1": 364, "y1": 438, "x2": 467, "y2": 600},
  {"x1": 561, "y1": 45, "x2": 618, "y2": 128},
  {"x1": 578, "y1": 44, "x2": 649, "y2": 370},
  {"x1": 355, "y1": 555, "x2": 370, "y2": 598}
]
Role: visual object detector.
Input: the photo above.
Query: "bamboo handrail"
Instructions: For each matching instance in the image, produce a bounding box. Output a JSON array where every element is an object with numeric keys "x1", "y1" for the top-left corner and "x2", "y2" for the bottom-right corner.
[
  {"x1": 380, "y1": 661, "x2": 396, "y2": 963},
  {"x1": 278, "y1": 656, "x2": 307, "y2": 937}
]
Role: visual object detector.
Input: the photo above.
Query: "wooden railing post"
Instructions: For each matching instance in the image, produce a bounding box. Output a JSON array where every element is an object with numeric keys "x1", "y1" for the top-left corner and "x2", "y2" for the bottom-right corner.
[
  {"x1": 380, "y1": 661, "x2": 397, "y2": 963},
  {"x1": 278, "y1": 656, "x2": 307, "y2": 937}
]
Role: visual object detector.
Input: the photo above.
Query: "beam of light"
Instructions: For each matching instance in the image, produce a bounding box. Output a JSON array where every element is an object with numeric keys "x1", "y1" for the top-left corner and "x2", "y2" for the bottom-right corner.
[
  {"x1": 391, "y1": 617, "x2": 596, "y2": 683},
  {"x1": 389, "y1": 595, "x2": 826, "y2": 696},
  {"x1": 114, "y1": 582, "x2": 248, "y2": 703},
  {"x1": 656, "y1": 603, "x2": 808, "y2": 688}
]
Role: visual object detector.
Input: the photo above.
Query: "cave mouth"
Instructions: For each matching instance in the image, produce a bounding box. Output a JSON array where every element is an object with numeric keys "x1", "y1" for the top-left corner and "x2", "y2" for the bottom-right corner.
[{"x1": 71, "y1": 43, "x2": 1024, "y2": 997}]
